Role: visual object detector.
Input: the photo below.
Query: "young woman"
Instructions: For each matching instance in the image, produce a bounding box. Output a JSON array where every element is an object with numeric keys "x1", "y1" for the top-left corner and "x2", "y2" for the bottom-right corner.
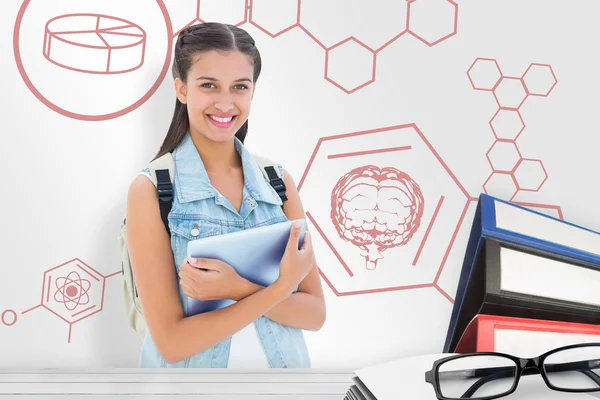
[{"x1": 126, "y1": 22, "x2": 326, "y2": 368}]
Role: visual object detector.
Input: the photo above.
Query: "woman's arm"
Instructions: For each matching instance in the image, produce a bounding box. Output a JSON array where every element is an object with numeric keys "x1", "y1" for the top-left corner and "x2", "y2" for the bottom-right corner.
[
  {"x1": 126, "y1": 175, "x2": 300, "y2": 365},
  {"x1": 233, "y1": 170, "x2": 327, "y2": 331}
]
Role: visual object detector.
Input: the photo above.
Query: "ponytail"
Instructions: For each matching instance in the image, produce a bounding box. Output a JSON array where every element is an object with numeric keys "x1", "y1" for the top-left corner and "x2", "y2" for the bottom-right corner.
[{"x1": 154, "y1": 98, "x2": 189, "y2": 160}]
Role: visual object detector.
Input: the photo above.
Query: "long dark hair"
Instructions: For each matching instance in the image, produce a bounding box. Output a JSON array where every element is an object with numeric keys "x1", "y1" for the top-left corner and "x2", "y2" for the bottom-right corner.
[{"x1": 154, "y1": 22, "x2": 262, "y2": 159}]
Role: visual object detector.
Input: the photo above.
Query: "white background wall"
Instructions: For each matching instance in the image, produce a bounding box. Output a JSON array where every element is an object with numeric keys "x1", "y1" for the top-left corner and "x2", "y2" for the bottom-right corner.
[{"x1": 1, "y1": 0, "x2": 599, "y2": 370}]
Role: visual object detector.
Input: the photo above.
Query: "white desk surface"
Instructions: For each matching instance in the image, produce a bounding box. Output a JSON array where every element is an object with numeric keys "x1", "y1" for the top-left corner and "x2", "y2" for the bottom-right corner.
[
  {"x1": 0, "y1": 368, "x2": 354, "y2": 399},
  {"x1": 356, "y1": 354, "x2": 600, "y2": 400}
]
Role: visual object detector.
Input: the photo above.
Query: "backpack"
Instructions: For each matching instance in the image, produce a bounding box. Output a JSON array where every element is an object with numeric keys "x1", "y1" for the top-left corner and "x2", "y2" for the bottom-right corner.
[{"x1": 118, "y1": 152, "x2": 287, "y2": 340}]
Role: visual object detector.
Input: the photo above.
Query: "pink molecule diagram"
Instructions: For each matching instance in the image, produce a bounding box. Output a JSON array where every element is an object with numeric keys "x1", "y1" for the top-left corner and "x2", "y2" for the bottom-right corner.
[
  {"x1": 330, "y1": 165, "x2": 425, "y2": 270},
  {"x1": 467, "y1": 57, "x2": 561, "y2": 217},
  {"x1": 1, "y1": 258, "x2": 122, "y2": 343}
]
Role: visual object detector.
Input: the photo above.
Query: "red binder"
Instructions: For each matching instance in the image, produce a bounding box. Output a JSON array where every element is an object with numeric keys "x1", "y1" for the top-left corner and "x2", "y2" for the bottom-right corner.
[{"x1": 455, "y1": 314, "x2": 600, "y2": 354}]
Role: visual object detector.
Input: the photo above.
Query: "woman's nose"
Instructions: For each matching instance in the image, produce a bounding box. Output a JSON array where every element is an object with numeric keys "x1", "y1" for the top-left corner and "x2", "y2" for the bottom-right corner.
[{"x1": 215, "y1": 93, "x2": 233, "y2": 112}]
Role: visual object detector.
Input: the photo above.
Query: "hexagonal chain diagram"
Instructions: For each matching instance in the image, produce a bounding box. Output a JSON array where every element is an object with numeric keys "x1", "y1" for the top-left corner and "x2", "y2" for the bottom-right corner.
[
  {"x1": 18, "y1": 258, "x2": 121, "y2": 343},
  {"x1": 297, "y1": 124, "x2": 470, "y2": 297},
  {"x1": 163, "y1": 0, "x2": 460, "y2": 94},
  {"x1": 325, "y1": 38, "x2": 376, "y2": 94},
  {"x1": 468, "y1": 57, "x2": 560, "y2": 211}
]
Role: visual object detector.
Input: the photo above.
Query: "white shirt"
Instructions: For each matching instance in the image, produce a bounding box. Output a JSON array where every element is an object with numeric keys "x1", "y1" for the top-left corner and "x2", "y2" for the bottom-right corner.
[{"x1": 227, "y1": 323, "x2": 270, "y2": 368}]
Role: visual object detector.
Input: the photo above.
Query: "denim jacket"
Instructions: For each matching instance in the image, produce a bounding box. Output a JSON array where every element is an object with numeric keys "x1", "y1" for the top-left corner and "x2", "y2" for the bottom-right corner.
[{"x1": 138, "y1": 132, "x2": 311, "y2": 368}]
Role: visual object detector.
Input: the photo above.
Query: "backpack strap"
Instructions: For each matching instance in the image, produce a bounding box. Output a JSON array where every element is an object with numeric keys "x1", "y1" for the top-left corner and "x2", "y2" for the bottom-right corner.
[
  {"x1": 145, "y1": 153, "x2": 284, "y2": 231},
  {"x1": 147, "y1": 153, "x2": 175, "y2": 235},
  {"x1": 253, "y1": 154, "x2": 288, "y2": 204}
]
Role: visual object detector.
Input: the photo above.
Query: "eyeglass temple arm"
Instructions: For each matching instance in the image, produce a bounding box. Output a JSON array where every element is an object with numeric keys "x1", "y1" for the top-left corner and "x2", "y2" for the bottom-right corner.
[
  {"x1": 545, "y1": 360, "x2": 600, "y2": 386},
  {"x1": 436, "y1": 359, "x2": 600, "y2": 399},
  {"x1": 461, "y1": 369, "x2": 514, "y2": 398}
]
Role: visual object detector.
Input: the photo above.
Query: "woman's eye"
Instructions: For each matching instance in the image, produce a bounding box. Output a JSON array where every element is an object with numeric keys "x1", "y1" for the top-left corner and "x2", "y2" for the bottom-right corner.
[
  {"x1": 234, "y1": 84, "x2": 248, "y2": 90},
  {"x1": 201, "y1": 83, "x2": 215, "y2": 88}
]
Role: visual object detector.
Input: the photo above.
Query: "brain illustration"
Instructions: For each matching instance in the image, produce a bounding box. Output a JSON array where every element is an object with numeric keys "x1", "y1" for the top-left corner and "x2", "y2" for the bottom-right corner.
[{"x1": 330, "y1": 165, "x2": 425, "y2": 270}]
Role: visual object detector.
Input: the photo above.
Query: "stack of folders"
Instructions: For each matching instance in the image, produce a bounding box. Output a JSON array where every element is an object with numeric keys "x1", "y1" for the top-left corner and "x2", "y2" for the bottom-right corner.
[
  {"x1": 344, "y1": 193, "x2": 600, "y2": 399},
  {"x1": 443, "y1": 193, "x2": 600, "y2": 354}
]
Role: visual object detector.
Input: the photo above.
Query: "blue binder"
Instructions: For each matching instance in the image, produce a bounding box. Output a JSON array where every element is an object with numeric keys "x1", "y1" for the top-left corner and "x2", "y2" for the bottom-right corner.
[{"x1": 443, "y1": 193, "x2": 600, "y2": 352}]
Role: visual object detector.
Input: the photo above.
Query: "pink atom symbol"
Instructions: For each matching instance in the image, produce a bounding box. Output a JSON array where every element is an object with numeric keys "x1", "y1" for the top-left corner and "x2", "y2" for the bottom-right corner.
[
  {"x1": 330, "y1": 165, "x2": 425, "y2": 270},
  {"x1": 53, "y1": 271, "x2": 91, "y2": 311}
]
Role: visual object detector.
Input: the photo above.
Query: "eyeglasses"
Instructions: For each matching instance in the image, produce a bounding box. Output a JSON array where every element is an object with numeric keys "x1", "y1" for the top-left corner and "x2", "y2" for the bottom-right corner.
[{"x1": 425, "y1": 342, "x2": 600, "y2": 399}]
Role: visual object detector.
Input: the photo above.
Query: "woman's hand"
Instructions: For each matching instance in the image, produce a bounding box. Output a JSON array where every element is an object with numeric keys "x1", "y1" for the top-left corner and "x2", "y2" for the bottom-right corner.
[
  {"x1": 275, "y1": 221, "x2": 315, "y2": 294},
  {"x1": 178, "y1": 258, "x2": 248, "y2": 301}
]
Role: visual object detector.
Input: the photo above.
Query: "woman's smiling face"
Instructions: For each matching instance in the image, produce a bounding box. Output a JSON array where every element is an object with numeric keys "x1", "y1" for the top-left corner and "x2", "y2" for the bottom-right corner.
[{"x1": 175, "y1": 49, "x2": 255, "y2": 143}]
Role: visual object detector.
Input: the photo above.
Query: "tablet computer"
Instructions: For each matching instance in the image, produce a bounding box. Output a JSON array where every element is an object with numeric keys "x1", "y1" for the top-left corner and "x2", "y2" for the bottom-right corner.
[{"x1": 185, "y1": 218, "x2": 307, "y2": 316}]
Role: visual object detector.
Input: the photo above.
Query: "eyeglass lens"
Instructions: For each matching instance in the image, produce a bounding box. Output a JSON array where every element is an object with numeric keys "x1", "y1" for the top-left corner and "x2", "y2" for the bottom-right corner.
[
  {"x1": 438, "y1": 355, "x2": 517, "y2": 399},
  {"x1": 544, "y1": 345, "x2": 600, "y2": 390}
]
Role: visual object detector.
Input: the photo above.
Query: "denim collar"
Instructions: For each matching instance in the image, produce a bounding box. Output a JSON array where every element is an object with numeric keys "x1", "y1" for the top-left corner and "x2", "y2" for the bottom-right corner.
[{"x1": 173, "y1": 132, "x2": 282, "y2": 206}]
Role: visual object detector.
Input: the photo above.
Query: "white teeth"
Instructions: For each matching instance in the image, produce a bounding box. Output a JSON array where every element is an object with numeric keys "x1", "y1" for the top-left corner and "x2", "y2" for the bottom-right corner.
[{"x1": 210, "y1": 115, "x2": 233, "y2": 123}]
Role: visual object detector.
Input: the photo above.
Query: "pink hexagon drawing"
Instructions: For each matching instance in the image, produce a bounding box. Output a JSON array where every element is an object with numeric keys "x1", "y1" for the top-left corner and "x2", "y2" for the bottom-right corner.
[
  {"x1": 21, "y1": 258, "x2": 121, "y2": 343},
  {"x1": 493, "y1": 77, "x2": 528, "y2": 110},
  {"x1": 467, "y1": 58, "x2": 502, "y2": 91},
  {"x1": 199, "y1": 0, "x2": 248, "y2": 27},
  {"x1": 407, "y1": 0, "x2": 458, "y2": 47},
  {"x1": 483, "y1": 171, "x2": 518, "y2": 201},
  {"x1": 325, "y1": 38, "x2": 376, "y2": 94},
  {"x1": 41, "y1": 259, "x2": 104, "y2": 320},
  {"x1": 297, "y1": 124, "x2": 472, "y2": 301},
  {"x1": 486, "y1": 140, "x2": 522, "y2": 172},
  {"x1": 298, "y1": 0, "x2": 409, "y2": 51},
  {"x1": 249, "y1": 0, "x2": 299, "y2": 38},
  {"x1": 522, "y1": 63, "x2": 557, "y2": 96},
  {"x1": 489, "y1": 108, "x2": 525, "y2": 141},
  {"x1": 513, "y1": 158, "x2": 548, "y2": 192},
  {"x1": 330, "y1": 166, "x2": 425, "y2": 270}
]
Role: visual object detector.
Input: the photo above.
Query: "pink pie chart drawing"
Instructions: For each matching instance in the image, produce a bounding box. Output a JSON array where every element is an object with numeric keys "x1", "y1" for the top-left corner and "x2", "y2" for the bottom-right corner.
[
  {"x1": 13, "y1": 0, "x2": 173, "y2": 121},
  {"x1": 43, "y1": 14, "x2": 147, "y2": 74}
]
